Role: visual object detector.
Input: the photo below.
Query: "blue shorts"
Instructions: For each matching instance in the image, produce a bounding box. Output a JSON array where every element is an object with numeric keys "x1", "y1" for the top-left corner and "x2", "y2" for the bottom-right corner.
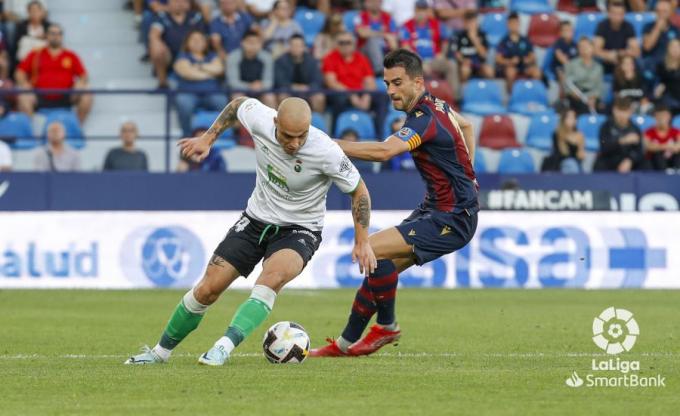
[{"x1": 395, "y1": 207, "x2": 478, "y2": 266}]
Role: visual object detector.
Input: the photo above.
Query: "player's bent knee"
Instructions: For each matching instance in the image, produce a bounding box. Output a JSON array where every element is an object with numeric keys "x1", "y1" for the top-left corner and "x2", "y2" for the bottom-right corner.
[
  {"x1": 193, "y1": 281, "x2": 221, "y2": 305},
  {"x1": 256, "y1": 270, "x2": 291, "y2": 293}
]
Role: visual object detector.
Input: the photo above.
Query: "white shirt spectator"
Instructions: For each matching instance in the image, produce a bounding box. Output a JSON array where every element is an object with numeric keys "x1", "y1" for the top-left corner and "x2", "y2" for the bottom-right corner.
[
  {"x1": 382, "y1": 0, "x2": 417, "y2": 26},
  {"x1": 0, "y1": 141, "x2": 12, "y2": 171},
  {"x1": 246, "y1": 0, "x2": 277, "y2": 15}
]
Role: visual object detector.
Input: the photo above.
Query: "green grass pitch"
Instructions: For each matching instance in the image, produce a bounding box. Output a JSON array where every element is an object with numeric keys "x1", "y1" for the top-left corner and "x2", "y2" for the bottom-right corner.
[{"x1": 1, "y1": 289, "x2": 678, "y2": 415}]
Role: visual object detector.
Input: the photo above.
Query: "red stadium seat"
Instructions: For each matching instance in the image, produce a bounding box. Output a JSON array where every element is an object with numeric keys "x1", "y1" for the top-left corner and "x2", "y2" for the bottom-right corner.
[
  {"x1": 556, "y1": 0, "x2": 599, "y2": 13},
  {"x1": 528, "y1": 14, "x2": 560, "y2": 48},
  {"x1": 426, "y1": 78, "x2": 455, "y2": 107},
  {"x1": 479, "y1": 115, "x2": 520, "y2": 150}
]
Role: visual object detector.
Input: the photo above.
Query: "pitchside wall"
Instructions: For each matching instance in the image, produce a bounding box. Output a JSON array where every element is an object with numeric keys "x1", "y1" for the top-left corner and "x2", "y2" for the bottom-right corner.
[{"x1": 0, "y1": 211, "x2": 677, "y2": 289}]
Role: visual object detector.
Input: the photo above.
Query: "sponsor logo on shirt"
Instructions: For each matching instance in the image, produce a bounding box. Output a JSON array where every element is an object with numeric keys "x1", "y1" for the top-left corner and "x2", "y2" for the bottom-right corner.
[
  {"x1": 339, "y1": 156, "x2": 352, "y2": 176},
  {"x1": 267, "y1": 164, "x2": 290, "y2": 192}
]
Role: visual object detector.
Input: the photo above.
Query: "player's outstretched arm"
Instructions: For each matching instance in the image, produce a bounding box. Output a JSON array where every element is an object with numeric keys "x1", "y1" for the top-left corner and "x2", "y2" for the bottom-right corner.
[
  {"x1": 451, "y1": 111, "x2": 475, "y2": 164},
  {"x1": 350, "y1": 179, "x2": 377, "y2": 276},
  {"x1": 178, "y1": 96, "x2": 250, "y2": 161},
  {"x1": 335, "y1": 137, "x2": 410, "y2": 162}
]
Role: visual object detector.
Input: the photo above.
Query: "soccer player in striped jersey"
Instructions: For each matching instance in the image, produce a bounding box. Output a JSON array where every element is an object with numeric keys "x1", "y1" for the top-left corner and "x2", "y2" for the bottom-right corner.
[{"x1": 312, "y1": 49, "x2": 479, "y2": 357}]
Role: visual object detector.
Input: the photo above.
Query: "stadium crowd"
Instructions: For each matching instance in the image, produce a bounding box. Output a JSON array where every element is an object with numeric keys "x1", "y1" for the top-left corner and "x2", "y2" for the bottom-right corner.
[{"x1": 0, "y1": 0, "x2": 679, "y2": 173}]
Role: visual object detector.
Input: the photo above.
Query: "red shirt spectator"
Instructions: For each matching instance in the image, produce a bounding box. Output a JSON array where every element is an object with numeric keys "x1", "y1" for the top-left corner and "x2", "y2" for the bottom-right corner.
[
  {"x1": 18, "y1": 47, "x2": 86, "y2": 100},
  {"x1": 15, "y1": 23, "x2": 92, "y2": 123},
  {"x1": 355, "y1": 7, "x2": 397, "y2": 49},
  {"x1": 645, "y1": 126, "x2": 680, "y2": 148},
  {"x1": 322, "y1": 49, "x2": 373, "y2": 90}
]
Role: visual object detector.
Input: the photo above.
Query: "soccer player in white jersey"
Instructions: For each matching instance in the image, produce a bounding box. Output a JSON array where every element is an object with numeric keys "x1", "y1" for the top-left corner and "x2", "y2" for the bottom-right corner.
[{"x1": 125, "y1": 97, "x2": 376, "y2": 366}]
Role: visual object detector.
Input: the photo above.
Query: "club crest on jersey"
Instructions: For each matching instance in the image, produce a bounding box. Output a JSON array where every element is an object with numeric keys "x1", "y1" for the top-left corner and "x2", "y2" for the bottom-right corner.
[
  {"x1": 267, "y1": 164, "x2": 290, "y2": 192},
  {"x1": 415, "y1": 110, "x2": 424, "y2": 118},
  {"x1": 441, "y1": 226, "x2": 452, "y2": 236},
  {"x1": 397, "y1": 127, "x2": 416, "y2": 140},
  {"x1": 294, "y1": 159, "x2": 302, "y2": 173}
]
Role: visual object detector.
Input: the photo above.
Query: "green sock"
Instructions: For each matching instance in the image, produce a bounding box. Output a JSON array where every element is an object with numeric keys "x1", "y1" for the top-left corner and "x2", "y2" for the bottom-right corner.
[
  {"x1": 225, "y1": 297, "x2": 272, "y2": 347},
  {"x1": 159, "y1": 301, "x2": 204, "y2": 350}
]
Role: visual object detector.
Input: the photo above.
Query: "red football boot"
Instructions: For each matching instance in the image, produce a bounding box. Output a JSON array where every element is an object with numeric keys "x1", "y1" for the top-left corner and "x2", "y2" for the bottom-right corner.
[
  {"x1": 347, "y1": 325, "x2": 401, "y2": 356},
  {"x1": 309, "y1": 338, "x2": 350, "y2": 357}
]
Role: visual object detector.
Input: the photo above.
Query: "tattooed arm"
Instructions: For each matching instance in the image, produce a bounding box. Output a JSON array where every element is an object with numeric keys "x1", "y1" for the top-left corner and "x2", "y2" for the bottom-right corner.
[
  {"x1": 178, "y1": 96, "x2": 249, "y2": 161},
  {"x1": 350, "y1": 180, "x2": 377, "y2": 275}
]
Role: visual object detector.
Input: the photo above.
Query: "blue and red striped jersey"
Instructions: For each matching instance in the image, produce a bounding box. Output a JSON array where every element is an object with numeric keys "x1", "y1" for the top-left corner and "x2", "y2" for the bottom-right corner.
[{"x1": 394, "y1": 92, "x2": 479, "y2": 213}]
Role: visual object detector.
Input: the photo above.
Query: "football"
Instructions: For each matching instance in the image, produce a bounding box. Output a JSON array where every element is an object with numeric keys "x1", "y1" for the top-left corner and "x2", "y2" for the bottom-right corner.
[{"x1": 262, "y1": 321, "x2": 310, "y2": 364}]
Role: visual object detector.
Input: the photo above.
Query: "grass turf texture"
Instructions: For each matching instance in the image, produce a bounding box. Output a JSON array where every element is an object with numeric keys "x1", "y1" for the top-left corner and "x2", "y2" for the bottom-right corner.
[{"x1": 1, "y1": 289, "x2": 678, "y2": 415}]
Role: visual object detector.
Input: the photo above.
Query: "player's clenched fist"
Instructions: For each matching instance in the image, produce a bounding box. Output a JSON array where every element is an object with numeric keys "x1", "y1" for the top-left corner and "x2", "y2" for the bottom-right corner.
[{"x1": 177, "y1": 135, "x2": 211, "y2": 162}]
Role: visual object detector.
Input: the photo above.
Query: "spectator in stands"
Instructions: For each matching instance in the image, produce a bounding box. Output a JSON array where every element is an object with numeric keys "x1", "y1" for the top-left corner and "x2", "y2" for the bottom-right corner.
[
  {"x1": 541, "y1": 108, "x2": 585, "y2": 173},
  {"x1": 313, "y1": 13, "x2": 344, "y2": 61},
  {"x1": 381, "y1": 0, "x2": 417, "y2": 27},
  {"x1": 564, "y1": 37, "x2": 604, "y2": 114},
  {"x1": 594, "y1": 97, "x2": 648, "y2": 172},
  {"x1": 339, "y1": 127, "x2": 375, "y2": 172},
  {"x1": 12, "y1": 0, "x2": 50, "y2": 62},
  {"x1": 139, "y1": 1, "x2": 169, "y2": 60},
  {"x1": 0, "y1": 139, "x2": 11, "y2": 171},
  {"x1": 613, "y1": 55, "x2": 650, "y2": 113},
  {"x1": 644, "y1": 104, "x2": 680, "y2": 170},
  {"x1": 103, "y1": 121, "x2": 149, "y2": 171},
  {"x1": 15, "y1": 23, "x2": 93, "y2": 123},
  {"x1": 33, "y1": 121, "x2": 81, "y2": 172},
  {"x1": 433, "y1": 0, "x2": 476, "y2": 33},
  {"x1": 226, "y1": 30, "x2": 276, "y2": 107},
  {"x1": 321, "y1": 31, "x2": 376, "y2": 115},
  {"x1": 449, "y1": 10, "x2": 493, "y2": 84},
  {"x1": 594, "y1": 1, "x2": 639, "y2": 75},
  {"x1": 551, "y1": 21, "x2": 578, "y2": 86},
  {"x1": 642, "y1": 0, "x2": 678, "y2": 72},
  {"x1": 174, "y1": 30, "x2": 226, "y2": 136},
  {"x1": 0, "y1": 29, "x2": 8, "y2": 80},
  {"x1": 177, "y1": 127, "x2": 227, "y2": 172},
  {"x1": 274, "y1": 34, "x2": 324, "y2": 112},
  {"x1": 245, "y1": 0, "x2": 276, "y2": 20},
  {"x1": 261, "y1": 0, "x2": 302, "y2": 59},
  {"x1": 399, "y1": 1, "x2": 449, "y2": 75},
  {"x1": 149, "y1": 0, "x2": 207, "y2": 88},
  {"x1": 355, "y1": 0, "x2": 398, "y2": 74},
  {"x1": 496, "y1": 12, "x2": 541, "y2": 92},
  {"x1": 654, "y1": 39, "x2": 680, "y2": 114},
  {"x1": 210, "y1": 0, "x2": 256, "y2": 61}
]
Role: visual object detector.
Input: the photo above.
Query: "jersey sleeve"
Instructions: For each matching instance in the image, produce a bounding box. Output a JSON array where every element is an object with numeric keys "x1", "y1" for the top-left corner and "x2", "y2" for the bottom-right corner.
[
  {"x1": 323, "y1": 142, "x2": 362, "y2": 194},
  {"x1": 236, "y1": 98, "x2": 275, "y2": 137},
  {"x1": 394, "y1": 111, "x2": 434, "y2": 151}
]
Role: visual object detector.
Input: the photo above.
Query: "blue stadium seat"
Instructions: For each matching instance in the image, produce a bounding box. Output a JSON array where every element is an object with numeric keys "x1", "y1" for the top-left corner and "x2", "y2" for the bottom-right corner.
[
  {"x1": 375, "y1": 76, "x2": 386, "y2": 91},
  {"x1": 631, "y1": 114, "x2": 655, "y2": 133},
  {"x1": 508, "y1": 80, "x2": 549, "y2": 115},
  {"x1": 334, "y1": 110, "x2": 376, "y2": 139},
  {"x1": 191, "y1": 111, "x2": 235, "y2": 149},
  {"x1": 542, "y1": 47, "x2": 556, "y2": 81},
  {"x1": 311, "y1": 112, "x2": 327, "y2": 133},
  {"x1": 577, "y1": 114, "x2": 607, "y2": 152},
  {"x1": 497, "y1": 148, "x2": 536, "y2": 173},
  {"x1": 41, "y1": 109, "x2": 83, "y2": 139},
  {"x1": 0, "y1": 112, "x2": 36, "y2": 149},
  {"x1": 462, "y1": 79, "x2": 506, "y2": 116},
  {"x1": 343, "y1": 10, "x2": 360, "y2": 33},
  {"x1": 672, "y1": 115, "x2": 680, "y2": 129},
  {"x1": 480, "y1": 13, "x2": 508, "y2": 47},
  {"x1": 383, "y1": 109, "x2": 406, "y2": 138},
  {"x1": 473, "y1": 150, "x2": 487, "y2": 173},
  {"x1": 510, "y1": 0, "x2": 553, "y2": 14},
  {"x1": 526, "y1": 113, "x2": 559, "y2": 151},
  {"x1": 574, "y1": 12, "x2": 605, "y2": 40},
  {"x1": 625, "y1": 12, "x2": 655, "y2": 39},
  {"x1": 294, "y1": 8, "x2": 326, "y2": 46}
]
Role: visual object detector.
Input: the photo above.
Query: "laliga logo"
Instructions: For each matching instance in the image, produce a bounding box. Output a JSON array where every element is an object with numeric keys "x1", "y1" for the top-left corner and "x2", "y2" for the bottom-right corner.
[{"x1": 592, "y1": 307, "x2": 639, "y2": 355}]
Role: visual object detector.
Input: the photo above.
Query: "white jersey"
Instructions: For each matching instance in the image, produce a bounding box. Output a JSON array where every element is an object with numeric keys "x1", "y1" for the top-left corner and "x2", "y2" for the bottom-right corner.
[{"x1": 236, "y1": 98, "x2": 361, "y2": 231}]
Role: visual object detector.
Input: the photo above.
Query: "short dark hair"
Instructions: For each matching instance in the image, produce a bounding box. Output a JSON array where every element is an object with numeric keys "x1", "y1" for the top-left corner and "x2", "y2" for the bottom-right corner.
[
  {"x1": 463, "y1": 10, "x2": 478, "y2": 20},
  {"x1": 654, "y1": 103, "x2": 671, "y2": 114},
  {"x1": 242, "y1": 29, "x2": 259, "y2": 41},
  {"x1": 608, "y1": 0, "x2": 625, "y2": 10},
  {"x1": 508, "y1": 11, "x2": 519, "y2": 20},
  {"x1": 383, "y1": 49, "x2": 423, "y2": 78},
  {"x1": 289, "y1": 33, "x2": 305, "y2": 43},
  {"x1": 613, "y1": 96, "x2": 633, "y2": 110},
  {"x1": 560, "y1": 20, "x2": 572, "y2": 28}
]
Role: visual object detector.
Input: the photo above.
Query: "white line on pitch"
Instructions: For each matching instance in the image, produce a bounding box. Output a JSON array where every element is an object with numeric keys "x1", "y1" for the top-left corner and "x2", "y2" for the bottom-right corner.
[{"x1": 0, "y1": 352, "x2": 677, "y2": 360}]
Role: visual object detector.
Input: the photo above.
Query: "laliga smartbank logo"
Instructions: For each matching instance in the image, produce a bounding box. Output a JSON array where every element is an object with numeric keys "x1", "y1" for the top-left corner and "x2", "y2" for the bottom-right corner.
[{"x1": 565, "y1": 307, "x2": 665, "y2": 389}]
